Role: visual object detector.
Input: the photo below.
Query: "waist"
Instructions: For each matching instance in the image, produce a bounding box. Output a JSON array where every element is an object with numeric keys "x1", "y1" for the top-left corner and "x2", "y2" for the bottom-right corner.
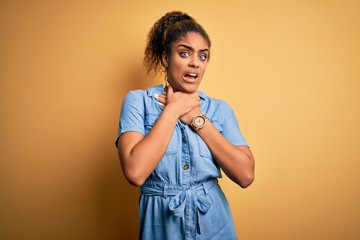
[{"x1": 140, "y1": 179, "x2": 218, "y2": 197}]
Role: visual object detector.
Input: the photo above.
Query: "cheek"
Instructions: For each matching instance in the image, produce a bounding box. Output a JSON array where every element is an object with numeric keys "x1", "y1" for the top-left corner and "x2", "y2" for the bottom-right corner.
[
  {"x1": 167, "y1": 67, "x2": 182, "y2": 82},
  {"x1": 169, "y1": 68, "x2": 179, "y2": 77},
  {"x1": 170, "y1": 65, "x2": 183, "y2": 76}
]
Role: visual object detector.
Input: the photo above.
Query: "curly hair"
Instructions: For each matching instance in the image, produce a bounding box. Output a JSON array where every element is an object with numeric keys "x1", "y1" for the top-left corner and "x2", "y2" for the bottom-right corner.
[{"x1": 144, "y1": 11, "x2": 211, "y2": 76}]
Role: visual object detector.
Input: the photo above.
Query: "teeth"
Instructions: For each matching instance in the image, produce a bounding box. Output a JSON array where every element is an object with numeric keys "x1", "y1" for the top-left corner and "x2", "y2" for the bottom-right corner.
[{"x1": 188, "y1": 73, "x2": 197, "y2": 77}]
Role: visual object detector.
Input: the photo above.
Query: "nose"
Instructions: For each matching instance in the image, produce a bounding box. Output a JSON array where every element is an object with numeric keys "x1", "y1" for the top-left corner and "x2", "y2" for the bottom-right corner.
[{"x1": 188, "y1": 57, "x2": 199, "y2": 68}]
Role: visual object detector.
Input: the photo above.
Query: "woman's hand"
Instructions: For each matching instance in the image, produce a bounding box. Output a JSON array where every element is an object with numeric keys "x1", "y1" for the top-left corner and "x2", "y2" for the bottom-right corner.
[{"x1": 155, "y1": 84, "x2": 201, "y2": 125}]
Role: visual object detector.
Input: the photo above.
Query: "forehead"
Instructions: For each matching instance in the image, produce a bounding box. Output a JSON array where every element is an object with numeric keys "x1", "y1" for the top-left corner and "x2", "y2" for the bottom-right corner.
[{"x1": 172, "y1": 32, "x2": 210, "y2": 51}]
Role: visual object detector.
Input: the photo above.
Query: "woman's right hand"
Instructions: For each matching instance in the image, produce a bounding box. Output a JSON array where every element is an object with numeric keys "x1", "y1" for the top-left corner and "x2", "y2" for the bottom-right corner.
[{"x1": 156, "y1": 84, "x2": 201, "y2": 124}]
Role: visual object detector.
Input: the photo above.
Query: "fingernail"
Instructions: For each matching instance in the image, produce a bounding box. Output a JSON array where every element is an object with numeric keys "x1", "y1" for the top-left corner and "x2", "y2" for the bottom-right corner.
[
  {"x1": 156, "y1": 101, "x2": 164, "y2": 107},
  {"x1": 154, "y1": 93, "x2": 159, "y2": 99}
]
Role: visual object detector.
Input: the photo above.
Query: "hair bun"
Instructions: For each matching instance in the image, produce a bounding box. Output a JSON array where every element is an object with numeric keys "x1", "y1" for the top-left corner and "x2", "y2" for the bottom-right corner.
[{"x1": 174, "y1": 14, "x2": 193, "y2": 23}]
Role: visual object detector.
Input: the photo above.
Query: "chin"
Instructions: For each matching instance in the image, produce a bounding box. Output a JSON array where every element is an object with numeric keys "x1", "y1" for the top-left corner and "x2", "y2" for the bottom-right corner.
[
  {"x1": 170, "y1": 78, "x2": 201, "y2": 93},
  {"x1": 180, "y1": 85, "x2": 198, "y2": 93}
]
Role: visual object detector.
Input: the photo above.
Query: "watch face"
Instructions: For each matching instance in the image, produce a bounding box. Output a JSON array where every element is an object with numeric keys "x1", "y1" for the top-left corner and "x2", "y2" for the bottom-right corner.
[{"x1": 194, "y1": 116, "x2": 205, "y2": 127}]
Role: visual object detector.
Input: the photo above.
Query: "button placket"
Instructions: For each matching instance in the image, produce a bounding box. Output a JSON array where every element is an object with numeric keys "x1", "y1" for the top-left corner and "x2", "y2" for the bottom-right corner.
[{"x1": 179, "y1": 123, "x2": 190, "y2": 184}]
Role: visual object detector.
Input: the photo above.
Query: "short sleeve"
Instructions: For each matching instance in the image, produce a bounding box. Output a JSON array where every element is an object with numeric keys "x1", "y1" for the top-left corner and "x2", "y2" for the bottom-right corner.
[
  {"x1": 220, "y1": 104, "x2": 248, "y2": 147},
  {"x1": 115, "y1": 90, "x2": 146, "y2": 147}
]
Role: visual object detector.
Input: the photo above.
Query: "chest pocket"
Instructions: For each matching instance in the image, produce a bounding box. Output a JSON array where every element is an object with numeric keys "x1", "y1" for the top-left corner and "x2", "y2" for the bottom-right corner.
[
  {"x1": 144, "y1": 114, "x2": 178, "y2": 154},
  {"x1": 198, "y1": 120, "x2": 223, "y2": 159}
]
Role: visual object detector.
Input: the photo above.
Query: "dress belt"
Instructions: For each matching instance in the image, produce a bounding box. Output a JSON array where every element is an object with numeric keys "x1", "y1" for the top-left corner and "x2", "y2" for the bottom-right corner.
[{"x1": 140, "y1": 179, "x2": 218, "y2": 235}]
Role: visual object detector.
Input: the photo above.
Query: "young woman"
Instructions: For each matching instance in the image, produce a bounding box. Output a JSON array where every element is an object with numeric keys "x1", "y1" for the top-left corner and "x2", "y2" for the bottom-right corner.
[{"x1": 116, "y1": 11, "x2": 255, "y2": 240}]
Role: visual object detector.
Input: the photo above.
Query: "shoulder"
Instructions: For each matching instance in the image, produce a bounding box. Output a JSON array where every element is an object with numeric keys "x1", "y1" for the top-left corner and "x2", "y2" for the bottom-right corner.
[
  {"x1": 124, "y1": 85, "x2": 163, "y2": 102},
  {"x1": 199, "y1": 91, "x2": 230, "y2": 106},
  {"x1": 199, "y1": 91, "x2": 233, "y2": 115},
  {"x1": 123, "y1": 88, "x2": 145, "y2": 102}
]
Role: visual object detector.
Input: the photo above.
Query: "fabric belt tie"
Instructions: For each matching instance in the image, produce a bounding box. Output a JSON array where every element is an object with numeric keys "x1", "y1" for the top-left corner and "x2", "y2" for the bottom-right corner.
[{"x1": 140, "y1": 179, "x2": 218, "y2": 235}]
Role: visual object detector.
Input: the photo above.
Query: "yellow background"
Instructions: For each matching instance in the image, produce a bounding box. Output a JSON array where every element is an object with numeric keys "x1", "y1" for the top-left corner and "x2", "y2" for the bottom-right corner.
[{"x1": 1, "y1": 0, "x2": 359, "y2": 239}]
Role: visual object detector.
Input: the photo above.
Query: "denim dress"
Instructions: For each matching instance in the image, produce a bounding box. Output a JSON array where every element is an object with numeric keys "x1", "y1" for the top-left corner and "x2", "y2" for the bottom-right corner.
[{"x1": 117, "y1": 85, "x2": 248, "y2": 240}]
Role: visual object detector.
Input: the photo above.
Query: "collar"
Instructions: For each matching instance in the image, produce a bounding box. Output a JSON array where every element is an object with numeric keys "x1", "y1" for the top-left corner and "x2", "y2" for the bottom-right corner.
[{"x1": 146, "y1": 84, "x2": 206, "y2": 100}]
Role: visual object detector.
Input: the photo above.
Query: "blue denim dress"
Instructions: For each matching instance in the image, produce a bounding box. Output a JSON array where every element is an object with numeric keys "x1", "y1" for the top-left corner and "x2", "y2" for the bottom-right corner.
[{"x1": 117, "y1": 85, "x2": 248, "y2": 240}]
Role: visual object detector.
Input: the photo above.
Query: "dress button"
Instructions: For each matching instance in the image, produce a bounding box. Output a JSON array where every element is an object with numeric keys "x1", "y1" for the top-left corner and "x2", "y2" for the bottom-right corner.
[
  {"x1": 182, "y1": 137, "x2": 187, "y2": 143},
  {"x1": 183, "y1": 164, "x2": 189, "y2": 170}
]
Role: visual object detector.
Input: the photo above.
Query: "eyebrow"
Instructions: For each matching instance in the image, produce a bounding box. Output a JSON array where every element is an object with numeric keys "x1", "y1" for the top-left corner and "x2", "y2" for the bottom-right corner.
[{"x1": 177, "y1": 44, "x2": 209, "y2": 53}]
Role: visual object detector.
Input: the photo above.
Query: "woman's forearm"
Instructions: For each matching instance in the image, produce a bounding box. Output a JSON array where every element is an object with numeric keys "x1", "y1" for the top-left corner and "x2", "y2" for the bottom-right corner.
[
  {"x1": 196, "y1": 121, "x2": 255, "y2": 188},
  {"x1": 118, "y1": 107, "x2": 178, "y2": 186}
]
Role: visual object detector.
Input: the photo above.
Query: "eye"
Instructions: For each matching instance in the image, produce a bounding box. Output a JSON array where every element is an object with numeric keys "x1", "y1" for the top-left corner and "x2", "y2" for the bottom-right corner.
[
  {"x1": 180, "y1": 52, "x2": 190, "y2": 57},
  {"x1": 199, "y1": 54, "x2": 208, "y2": 61}
]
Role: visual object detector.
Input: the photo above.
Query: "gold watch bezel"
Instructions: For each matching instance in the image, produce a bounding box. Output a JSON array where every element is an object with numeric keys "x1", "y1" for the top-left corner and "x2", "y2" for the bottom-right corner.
[{"x1": 191, "y1": 114, "x2": 208, "y2": 131}]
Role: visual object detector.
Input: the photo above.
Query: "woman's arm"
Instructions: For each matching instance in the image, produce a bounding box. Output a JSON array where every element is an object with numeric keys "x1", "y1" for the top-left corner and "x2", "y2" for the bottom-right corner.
[
  {"x1": 117, "y1": 85, "x2": 200, "y2": 186},
  {"x1": 196, "y1": 121, "x2": 255, "y2": 188},
  {"x1": 117, "y1": 107, "x2": 177, "y2": 186},
  {"x1": 157, "y1": 90, "x2": 255, "y2": 188},
  {"x1": 179, "y1": 106, "x2": 255, "y2": 188}
]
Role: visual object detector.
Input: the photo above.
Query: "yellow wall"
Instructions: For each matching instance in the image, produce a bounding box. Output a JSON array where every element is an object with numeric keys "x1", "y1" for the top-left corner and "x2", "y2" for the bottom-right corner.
[{"x1": 1, "y1": 1, "x2": 359, "y2": 239}]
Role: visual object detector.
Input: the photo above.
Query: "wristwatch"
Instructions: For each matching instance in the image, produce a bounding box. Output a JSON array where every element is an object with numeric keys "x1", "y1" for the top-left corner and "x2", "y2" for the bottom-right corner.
[{"x1": 191, "y1": 114, "x2": 208, "y2": 131}]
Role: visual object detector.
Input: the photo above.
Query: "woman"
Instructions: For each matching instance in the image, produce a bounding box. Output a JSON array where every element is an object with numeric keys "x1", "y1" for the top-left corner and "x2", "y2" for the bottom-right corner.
[{"x1": 116, "y1": 11, "x2": 255, "y2": 240}]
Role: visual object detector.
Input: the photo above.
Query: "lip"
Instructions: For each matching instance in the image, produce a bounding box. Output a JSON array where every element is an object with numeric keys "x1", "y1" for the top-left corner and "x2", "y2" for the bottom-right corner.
[{"x1": 183, "y1": 72, "x2": 199, "y2": 83}]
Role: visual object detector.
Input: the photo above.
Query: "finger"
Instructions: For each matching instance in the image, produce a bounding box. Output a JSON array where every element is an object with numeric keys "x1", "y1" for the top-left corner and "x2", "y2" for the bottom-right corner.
[
  {"x1": 154, "y1": 93, "x2": 165, "y2": 102},
  {"x1": 155, "y1": 101, "x2": 165, "y2": 108},
  {"x1": 157, "y1": 94, "x2": 167, "y2": 104}
]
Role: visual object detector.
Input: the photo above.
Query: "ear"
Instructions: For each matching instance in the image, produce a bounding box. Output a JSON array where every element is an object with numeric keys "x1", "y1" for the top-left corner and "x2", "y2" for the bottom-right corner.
[{"x1": 162, "y1": 52, "x2": 169, "y2": 67}]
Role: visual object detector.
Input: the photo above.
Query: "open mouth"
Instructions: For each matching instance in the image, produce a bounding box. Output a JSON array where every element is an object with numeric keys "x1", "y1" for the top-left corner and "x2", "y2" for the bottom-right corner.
[{"x1": 183, "y1": 73, "x2": 198, "y2": 81}]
